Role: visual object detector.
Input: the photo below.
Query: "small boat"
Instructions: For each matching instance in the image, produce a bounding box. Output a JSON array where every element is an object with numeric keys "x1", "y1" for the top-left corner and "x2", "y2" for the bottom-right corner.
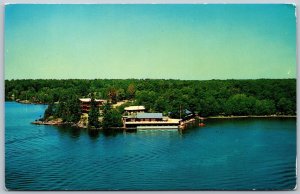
[{"x1": 199, "y1": 123, "x2": 205, "y2": 127}]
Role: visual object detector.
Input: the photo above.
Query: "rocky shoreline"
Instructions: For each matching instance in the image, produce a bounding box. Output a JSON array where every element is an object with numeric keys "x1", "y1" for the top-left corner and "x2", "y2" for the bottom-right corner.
[
  {"x1": 15, "y1": 99, "x2": 46, "y2": 105},
  {"x1": 31, "y1": 118, "x2": 84, "y2": 128}
]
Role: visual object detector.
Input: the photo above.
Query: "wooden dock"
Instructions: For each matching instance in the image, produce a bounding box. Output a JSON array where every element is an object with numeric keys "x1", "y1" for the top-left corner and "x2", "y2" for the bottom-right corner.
[{"x1": 179, "y1": 117, "x2": 201, "y2": 130}]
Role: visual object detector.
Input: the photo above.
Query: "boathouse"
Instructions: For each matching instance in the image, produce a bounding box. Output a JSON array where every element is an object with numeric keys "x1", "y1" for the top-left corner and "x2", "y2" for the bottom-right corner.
[
  {"x1": 79, "y1": 98, "x2": 107, "y2": 113},
  {"x1": 182, "y1": 109, "x2": 195, "y2": 120},
  {"x1": 123, "y1": 112, "x2": 180, "y2": 129}
]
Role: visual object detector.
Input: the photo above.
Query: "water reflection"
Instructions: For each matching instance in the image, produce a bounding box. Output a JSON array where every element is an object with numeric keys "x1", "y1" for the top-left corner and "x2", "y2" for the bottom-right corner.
[
  {"x1": 53, "y1": 125, "x2": 185, "y2": 140},
  {"x1": 56, "y1": 126, "x2": 81, "y2": 139},
  {"x1": 87, "y1": 129, "x2": 100, "y2": 140},
  {"x1": 6, "y1": 102, "x2": 297, "y2": 190},
  {"x1": 102, "y1": 129, "x2": 120, "y2": 137},
  {"x1": 180, "y1": 126, "x2": 201, "y2": 135},
  {"x1": 137, "y1": 129, "x2": 182, "y2": 138}
]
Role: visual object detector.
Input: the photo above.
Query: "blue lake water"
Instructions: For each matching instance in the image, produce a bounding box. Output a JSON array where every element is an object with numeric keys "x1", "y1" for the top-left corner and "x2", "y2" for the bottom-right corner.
[{"x1": 5, "y1": 102, "x2": 296, "y2": 190}]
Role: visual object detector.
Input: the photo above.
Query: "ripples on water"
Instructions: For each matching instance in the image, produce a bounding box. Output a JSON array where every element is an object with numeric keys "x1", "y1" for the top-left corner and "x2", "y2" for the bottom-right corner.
[{"x1": 5, "y1": 102, "x2": 296, "y2": 190}]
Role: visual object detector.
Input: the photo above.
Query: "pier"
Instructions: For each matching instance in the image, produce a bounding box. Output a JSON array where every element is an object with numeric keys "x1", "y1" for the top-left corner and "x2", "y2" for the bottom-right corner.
[{"x1": 179, "y1": 116, "x2": 205, "y2": 130}]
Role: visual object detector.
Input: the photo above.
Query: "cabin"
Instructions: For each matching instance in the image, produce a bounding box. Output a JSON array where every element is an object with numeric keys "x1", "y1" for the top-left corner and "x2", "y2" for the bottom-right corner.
[
  {"x1": 123, "y1": 112, "x2": 180, "y2": 129},
  {"x1": 124, "y1": 106, "x2": 145, "y2": 115},
  {"x1": 79, "y1": 98, "x2": 107, "y2": 113}
]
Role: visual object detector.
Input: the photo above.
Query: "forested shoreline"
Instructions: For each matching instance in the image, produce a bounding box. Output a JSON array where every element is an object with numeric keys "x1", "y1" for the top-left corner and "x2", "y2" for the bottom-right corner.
[{"x1": 5, "y1": 79, "x2": 296, "y2": 120}]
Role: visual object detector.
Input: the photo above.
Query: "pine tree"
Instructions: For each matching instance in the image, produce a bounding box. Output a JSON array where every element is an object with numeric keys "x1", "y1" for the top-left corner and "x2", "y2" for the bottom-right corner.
[
  {"x1": 68, "y1": 96, "x2": 82, "y2": 122},
  {"x1": 102, "y1": 103, "x2": 123, "y2": 130},
  {"x1": 88, "y1": 96, "x2": 100, "y2": 129},
  {"x1": 43, "y1": 103, "x2": 54, "y2": 120},
  {"x1": 102, "y1": 103, "x2": 112, "y2": 130}
]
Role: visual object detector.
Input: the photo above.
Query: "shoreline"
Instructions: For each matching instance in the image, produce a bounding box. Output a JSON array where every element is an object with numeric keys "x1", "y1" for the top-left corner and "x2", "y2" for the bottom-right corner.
[
  {"x1": 10, "y1": 101, "x2": 297, "y2": 119},
  {"x1": 31, "y1": 120, "x2": 128, "y2": 131},
  {"x1": 31, "y1": 120, "x2": 76, "y2": 126},
  {"x1": 32, "y1": 115, "x2": 297, "y2": 130},
  {"x1": 13, "y1": 100, "x2": 46, "y2": 105}
]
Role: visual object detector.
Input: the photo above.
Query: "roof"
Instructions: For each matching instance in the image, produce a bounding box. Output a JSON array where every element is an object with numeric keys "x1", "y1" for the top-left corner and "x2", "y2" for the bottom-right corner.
[
  {"x1": 124, "y1": 106, "x2": 145, "y2": 111},
  {"x1": 79, "y1": 98, "x2": 106, "y2": 103},
  {"x1": 136, "y1": 113, "x2": 163, "y2": 119},
  {"x1": 184, "y1": 109, "x2": 193, "y2": 115}
]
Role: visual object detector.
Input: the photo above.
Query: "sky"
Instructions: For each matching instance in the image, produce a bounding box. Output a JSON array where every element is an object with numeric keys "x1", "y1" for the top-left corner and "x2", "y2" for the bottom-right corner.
[{"x1": 4, "y1": 4, "x2": 296, "y2": 80}]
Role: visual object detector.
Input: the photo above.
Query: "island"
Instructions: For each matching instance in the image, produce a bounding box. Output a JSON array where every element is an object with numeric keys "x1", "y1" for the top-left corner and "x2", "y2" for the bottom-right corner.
[{"x1": 5, "y1": 78, "x2": 296, "y2": 131}]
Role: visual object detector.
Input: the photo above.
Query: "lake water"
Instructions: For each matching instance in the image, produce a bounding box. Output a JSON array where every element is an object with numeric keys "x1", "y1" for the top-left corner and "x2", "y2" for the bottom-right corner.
[{"x1": 5, "y1": 102, "x2": 296, "y2": 190}]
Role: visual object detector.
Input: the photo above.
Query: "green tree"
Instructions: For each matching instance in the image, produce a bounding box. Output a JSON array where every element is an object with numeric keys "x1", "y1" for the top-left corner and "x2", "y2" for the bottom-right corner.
[
  {"x1": 108, "y1": 87, "x2": 118, "y2": 104},
  {"x1": 254, "y1": 100, "x2": 276, "y2": 115},
  {"x1": 43, "y1": 103, "x2": 54, "y2": 120},
  {"x1": 154, "y1": 96, "x2": 168, "y2": 113},
  {"x1": 102, "y1": 103, "x2": 123, "y2": 130},
  {"x1": 127, "y1": 83, "x2": 136, "y2": 99},
  {"x1": 135, "y1": 90, "x2": 157, "y2": 111},
  {"x1": 277, "y1": 97, "x2": 294, "y2": 115},
  {"x1": 88, "y1": 97, "x2": 100, "y2": 128},
  {"x1": 225, "y1": 94, "x2": 256, "y2": 115},
  {"x1": 67, "y1": 96, "x2": 82, "y2": 122},
  {"x1": 117, "y1": 88, "x2": 126, "y2": 101},
  {"x1": 5, "y1": 78, "x2": 296, "y2": 117}
]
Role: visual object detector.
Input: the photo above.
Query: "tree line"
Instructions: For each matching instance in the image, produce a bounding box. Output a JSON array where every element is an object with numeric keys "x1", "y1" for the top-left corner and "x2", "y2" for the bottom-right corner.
[{"x1": 5, "y1": 79, "x2": 296, "y2": 120}]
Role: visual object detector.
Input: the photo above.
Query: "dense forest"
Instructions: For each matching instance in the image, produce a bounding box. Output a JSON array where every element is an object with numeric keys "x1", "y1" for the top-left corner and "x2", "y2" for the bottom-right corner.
[{"x1": 5, "y1": 79, "x2": 296, "y2": 120}]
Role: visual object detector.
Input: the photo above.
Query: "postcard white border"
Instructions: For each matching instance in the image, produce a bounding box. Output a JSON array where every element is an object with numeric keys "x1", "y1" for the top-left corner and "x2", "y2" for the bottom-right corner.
[{"x1": 0, "y1": 0, "x2": 299, "y2": 194}]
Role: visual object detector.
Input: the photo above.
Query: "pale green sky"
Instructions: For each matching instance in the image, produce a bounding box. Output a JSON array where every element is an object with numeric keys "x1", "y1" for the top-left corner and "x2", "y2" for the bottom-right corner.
[{"x1": 5, "y1": 4, "x2": 296, "y2": 80}]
